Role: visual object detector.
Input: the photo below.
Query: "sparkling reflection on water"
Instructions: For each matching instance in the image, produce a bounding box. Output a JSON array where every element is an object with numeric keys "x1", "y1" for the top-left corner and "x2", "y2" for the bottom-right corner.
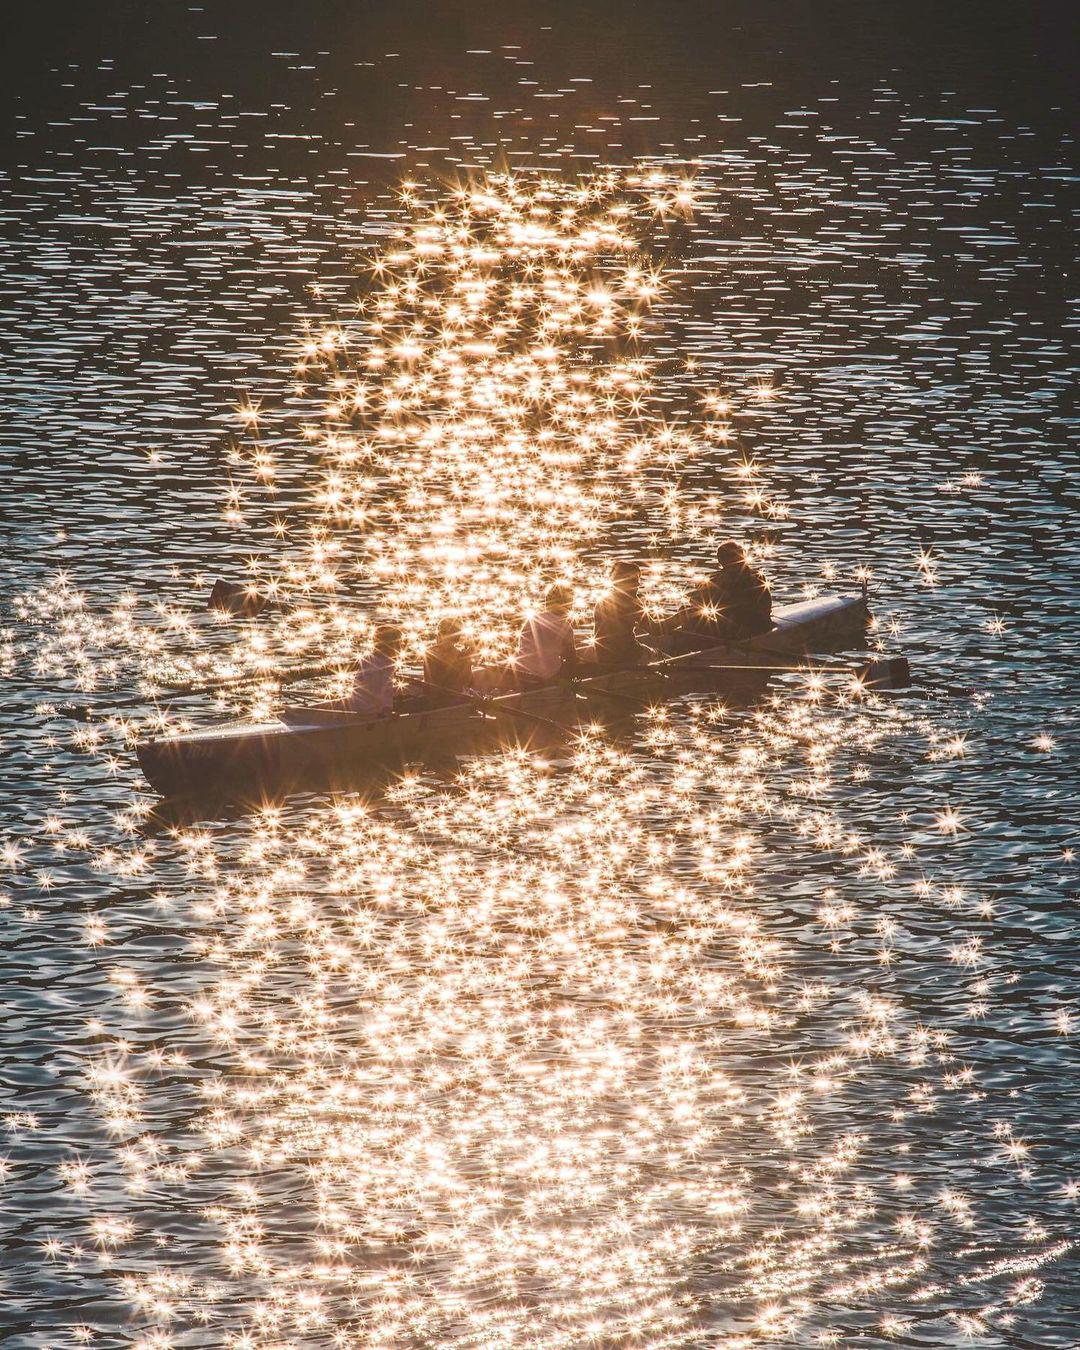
[{"x1": 1, "y1": 16, "x2": 1077, "y2": 1349}]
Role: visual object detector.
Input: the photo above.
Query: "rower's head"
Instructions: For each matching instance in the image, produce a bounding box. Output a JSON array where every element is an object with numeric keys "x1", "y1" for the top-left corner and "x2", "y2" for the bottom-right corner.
[
  {"x1": 373, "y1": 624, "x2": 403, "y2": 656},
  {"x1": 612, "y1": 560, "x2": 640, "y2": 593},
  {"x1": 436, "y1": 617, "x2": 462, "y2": 642},
  {"x1": 715, "y1": 539, "x2": 746, "y2": 568},
  {"x1": 545, "y1": 583, "x2": 572, "y2": 614}
]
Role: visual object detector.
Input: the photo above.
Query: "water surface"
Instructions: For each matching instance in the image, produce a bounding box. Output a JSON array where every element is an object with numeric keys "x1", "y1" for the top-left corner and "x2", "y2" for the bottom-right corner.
[{"x1": 1, "y1": 6, "x2": 1077, "y2": 1346}]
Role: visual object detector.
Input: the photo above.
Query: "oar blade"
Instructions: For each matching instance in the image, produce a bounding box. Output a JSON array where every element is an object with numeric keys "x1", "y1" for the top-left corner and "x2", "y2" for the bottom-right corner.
[{"x1": 856, "y1": 656, "x2": 912, "y2": 690}]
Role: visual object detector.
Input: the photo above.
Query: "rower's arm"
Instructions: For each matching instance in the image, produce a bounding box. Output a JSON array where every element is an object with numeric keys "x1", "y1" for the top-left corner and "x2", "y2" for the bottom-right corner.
[
  {"x1": 645, "y1": 605, "x2": 691, "y2": 636},
  {"x1": 561, "y1": 624, "x2": 579, "y2": 673}
]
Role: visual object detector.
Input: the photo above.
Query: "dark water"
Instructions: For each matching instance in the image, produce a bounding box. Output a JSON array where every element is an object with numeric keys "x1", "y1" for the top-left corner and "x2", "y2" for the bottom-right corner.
[{"x1": 1, "y1": 4, "x2": 1078, "y2": 1346}]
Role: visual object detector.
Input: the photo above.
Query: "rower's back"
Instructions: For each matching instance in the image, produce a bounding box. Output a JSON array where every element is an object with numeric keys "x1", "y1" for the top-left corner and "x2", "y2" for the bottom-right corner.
[
  {"x1": 715, "y1": 558, "x2": 771, "y2": 637},
  {"x1": 516, "y1": 584, "x2": 577, "y2": 683},
  {"x1": 346, "y1": 650, "x2": 395, "y2": 715},
  {"x1": 346, "y1": 625, "x2": 402, "y2": 716},
  {"x1": 592, "y1": 562, "x2": 643, "y2": 667},
  {"x1": 424, "y1": 624, "x2": 473, "y2": 706},
  {"x1": 682, "y1": 541, "x2": 772, "y2": 642}
]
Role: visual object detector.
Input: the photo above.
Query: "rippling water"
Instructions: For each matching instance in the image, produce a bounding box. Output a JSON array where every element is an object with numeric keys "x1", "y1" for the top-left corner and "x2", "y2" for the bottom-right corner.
[{"x1": 1, "y1": 6, "x2": 1077, "y2": 1347}]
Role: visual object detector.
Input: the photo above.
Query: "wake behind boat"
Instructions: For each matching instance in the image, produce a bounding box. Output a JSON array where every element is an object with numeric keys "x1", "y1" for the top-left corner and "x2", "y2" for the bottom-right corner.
[{"x1": 136, "y1": 593, "x2": 870, "y2": 801}]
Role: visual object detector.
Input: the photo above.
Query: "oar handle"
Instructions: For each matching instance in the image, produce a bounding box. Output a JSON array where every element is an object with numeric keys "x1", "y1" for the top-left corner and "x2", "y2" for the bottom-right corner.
[{"x1": 399, "y1": 672, "x2": 576, "y2": 737}]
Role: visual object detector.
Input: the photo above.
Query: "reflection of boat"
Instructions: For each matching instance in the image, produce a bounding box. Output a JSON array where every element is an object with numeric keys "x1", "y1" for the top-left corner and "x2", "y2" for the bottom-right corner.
[{"x1": 136, "y1": 593, "x2": 868, "y2": 800}]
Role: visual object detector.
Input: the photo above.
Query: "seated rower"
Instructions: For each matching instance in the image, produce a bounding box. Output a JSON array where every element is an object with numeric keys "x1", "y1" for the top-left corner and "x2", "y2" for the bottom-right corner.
[
  {"x1": 591, "y1": 561, "x2": 645, "y2": 668},
  {"x1": 513, "y1": 583, "x2": 578, "y2": 687},
  {"x1": 345, "y1": 624, "x2": 401, "y2": 716},
  {"x1": 422, "y1": 618, "x2": 474, "y2": 707},
  {"x1": 655, "y1": 540, "x2": 772, "y2": 649}
]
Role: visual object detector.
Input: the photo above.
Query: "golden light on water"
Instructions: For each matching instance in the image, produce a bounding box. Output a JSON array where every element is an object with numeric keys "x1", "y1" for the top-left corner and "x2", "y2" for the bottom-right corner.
[
  {"x1": 206, "y1": 168, "x2": 796, "y2": 688},
  {"x1": 3, "y1": 166, "x2": 1074, "y2": 1345},
  {"x1": 51, "y1": 721, "x2": 1016, "y2": 1347},
  {"x1": 14, "y1": 167, "x2": 811, "y2": 724}
]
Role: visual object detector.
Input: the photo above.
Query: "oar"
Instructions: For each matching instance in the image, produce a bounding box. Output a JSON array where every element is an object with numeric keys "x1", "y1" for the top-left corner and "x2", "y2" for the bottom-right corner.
[
  {"x1": 645, "y1": 636, "x2": 911, "y2": 684},
  {"x1": 697, "y1": 661, "x2": 830, "y2": 674},
  {"x1": 164, "y1": 640, "x2": 696, "y2": 699},
  {"x1": 139, "y1": 643, "x2": 732, "y2": 701},
  {"x1": 50, "y1": 657, "x2": 349, "y2": 721},
  {"x1": 561, "y1": 641, "x2": 824, "y2": 707},
  {"x1": 398, "y1": 673, "x2": 580, "y2": 738},
  {"x1": 156, "y1": 658, "x2": 344, "y2": 694},
  {"x1": 568, "y1": 659, "x2": 806, "y2": 709},
  {"x1": 579, "y1": 646, "x2": 911, "y2": 698},
  {"x1": 695, "y1": 656, "x2": 910, "y2": 688}
]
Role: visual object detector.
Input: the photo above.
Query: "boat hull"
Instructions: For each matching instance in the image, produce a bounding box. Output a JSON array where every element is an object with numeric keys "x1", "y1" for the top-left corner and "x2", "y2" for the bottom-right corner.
[{"x1": 136, "y1": 593, "x2": 869, "y2": 800}]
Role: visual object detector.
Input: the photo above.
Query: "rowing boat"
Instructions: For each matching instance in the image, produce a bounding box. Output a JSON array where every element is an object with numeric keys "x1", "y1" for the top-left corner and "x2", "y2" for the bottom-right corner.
[
  {"x1": 136, "y1": 593, "x2": 868, "y2": 799},
  {"x1": 137, "y1": 594, "x2": 869, "y2": 799}
]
